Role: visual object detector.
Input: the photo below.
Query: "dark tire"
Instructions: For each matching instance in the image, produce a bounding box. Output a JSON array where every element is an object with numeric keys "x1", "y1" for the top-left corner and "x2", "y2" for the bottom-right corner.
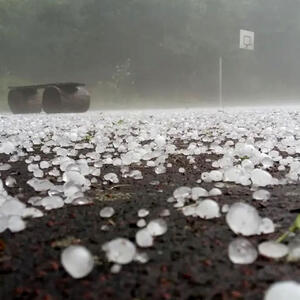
[
  {"x1": 70, "y1": 86, "x2": 90, "y2": 113},
  {"x1": 43, "y1": 86, "x2": 90, "y2": 113},
  {"x1": 8, "y1": 89, "x2": 41, "y2": 114},
  {"x1": 42, "y1": 87, "x2": 62, "y2": 113}
]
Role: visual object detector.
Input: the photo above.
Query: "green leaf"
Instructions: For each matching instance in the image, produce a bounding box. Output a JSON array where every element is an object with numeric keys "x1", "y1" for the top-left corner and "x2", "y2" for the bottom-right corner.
[
  {"x1": 294, "y1": 214, "x2": 300, "y2": 229},
  {"x1": 277, "y1": 214, "x2": 300, "y2": 243}
]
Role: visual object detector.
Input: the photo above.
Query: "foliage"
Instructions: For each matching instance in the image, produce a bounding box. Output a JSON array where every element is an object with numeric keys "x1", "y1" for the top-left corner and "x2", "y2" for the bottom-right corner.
[{"x1": 277, "y1": 214, "x2": 300, "y2": 243}]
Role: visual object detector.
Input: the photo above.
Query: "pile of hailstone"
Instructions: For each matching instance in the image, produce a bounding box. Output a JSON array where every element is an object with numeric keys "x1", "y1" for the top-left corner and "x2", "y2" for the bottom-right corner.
[{"x1": 2, "y1": 108, "x2": 300, "y2": 296}]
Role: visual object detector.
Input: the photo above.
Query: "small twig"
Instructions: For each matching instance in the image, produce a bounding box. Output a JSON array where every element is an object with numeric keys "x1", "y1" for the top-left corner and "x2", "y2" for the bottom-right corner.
[
  {"x1": 108, "y1": 219, "x2": 116, "y2": 226},
  {"x1": 107, "y1": 184, "x2": 131, "y2": 190}
]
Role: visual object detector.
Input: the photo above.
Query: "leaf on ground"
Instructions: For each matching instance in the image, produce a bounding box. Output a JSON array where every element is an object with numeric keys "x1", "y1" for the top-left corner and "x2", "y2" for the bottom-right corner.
[{"x1": 51, "y1": 236, "x2": 81, "y2": 248}]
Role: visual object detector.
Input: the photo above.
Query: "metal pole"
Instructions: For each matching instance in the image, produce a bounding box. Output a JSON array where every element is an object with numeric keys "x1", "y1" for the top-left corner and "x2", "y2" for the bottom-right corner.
[{"x1": 219, "y1": 56, "x2": 223, "y2": 110}]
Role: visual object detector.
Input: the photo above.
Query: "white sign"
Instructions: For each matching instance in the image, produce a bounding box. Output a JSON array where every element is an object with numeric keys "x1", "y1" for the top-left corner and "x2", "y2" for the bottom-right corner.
[{"x1": 240, "y1": 30, "x2": 254, "y2": 50}]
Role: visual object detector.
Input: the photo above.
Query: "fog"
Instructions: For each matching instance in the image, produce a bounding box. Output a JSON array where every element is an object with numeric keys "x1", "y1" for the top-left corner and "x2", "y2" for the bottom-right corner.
[{"x1": 1, "y1": 0, "x2": 300, "y2": 110}]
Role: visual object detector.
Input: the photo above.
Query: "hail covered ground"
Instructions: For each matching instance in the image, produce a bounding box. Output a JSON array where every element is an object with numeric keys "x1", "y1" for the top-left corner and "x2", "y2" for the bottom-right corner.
[{"x1": 1, "y1": 107, "x2": 300, "y2": 299}]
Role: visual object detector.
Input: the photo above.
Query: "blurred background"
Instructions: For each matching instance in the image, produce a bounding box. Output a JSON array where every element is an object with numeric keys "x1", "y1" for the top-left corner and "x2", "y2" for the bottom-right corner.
[{"x1": 0, "y1": 0, "x2": 300, "y2": 110}]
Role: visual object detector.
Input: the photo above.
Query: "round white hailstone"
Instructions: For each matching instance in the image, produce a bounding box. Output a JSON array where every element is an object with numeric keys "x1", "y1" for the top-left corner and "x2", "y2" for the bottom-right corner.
[
  {"x1": 22, "y1": 207, "x2": 44, "y2": 218},
  {"x1": 287, "y1": 172, "x2": 299, "y2": 182},
  {"x1": 101, "y1": 225, "x2": 110, "y2": 231},
  {"x1": 278, "y1": 165, "x2": 285, "y2": 171},
  {"x1": 237, "y1": 143, "x2": 256, "y2": 157},
  {"x1": 253, "y1": 189, "x2": 271, "y2": 201},
  {"x1": 196, "y1": 199, "x2": 220, "y2": 219},
  {"x1": 221, "y1": 204, "x2": 230, "y2": 213},
  {"x1": 173, "y1": 187, "x2": 192, "y2": 200},
  {"x1": 191, "y1": 187, "x2": 208, "y2": 200},
  {"x1": 147, "y1": 219, "x2": 168, "y2": 236},
  {"x1": 91, "y1": 169, "x2": 101, "y2": 177},
  {"x1": 241, "y1": 159, "x2": 254, "y2": 170},
  {"x1": 72, "y1": 197, "x2": 93, "y2": 206},
  {"x1": 258, "y1": 241, "x2": 288, "y2": 259},
  {"x1": 8, "y1": 216, "x2": 26, "y2": 232},
  {"x1": 33, "y1": 155, "x2": 41, "y2": 162},
  {"x1": 134, "y1": 252, "x2": 150, "y2": 264},
  {"x1": 223, "y1": 167, "x2": 243, "y2": 183},
  {"x1": 27, "y1": 178, "x2": 54, "y2": 192},
  {"x1": 94, "y1": 161, "x2": 103, "y2": 168},
  {"x1": 0, "y1": 216, "x2": 8, "y2": 233},
  {"x1": 209, "y1": 188, "x2": 222, "y2": 197},
  {"x1": 155, "y1": 165, "x2": 166, "y2": 174},
  {"x1": 49, "y1": 168, "x2": 60, "y2": 177},
  {"x1": 150, "y1": 180, "x2": 160, "y2": 186},
  {"x1": 201, "y1": 172, "x2": 212, "y2": 182},
  {"x1": 264, "y1": 281, "x2": 300, "y2": 300},
  {"x1": 110, "y1": 264, "x2": 122, "y2": 274},
  {"x1": 160, "y1": 209, "x2": 170, "y2": 217},
  {"x1": 0, "y1": 141, "x2": 15, "y2": 154},
  {"x1": 182, "y1": 205, "x2": 197, "y2": 216},
  {"x1": 63, "y1": 171, "x2": 86, "y2": 186},
  {"x1": 104, "y1": 173, "x2": 119, "y2": 183},
  {"x1": 228, "y1": 238, "x2": 258, "y2": 264},
  {"x1": 128, "y1": 170, "x2": 143, "y2": 180},
  {"x1": 173, "y1": 201, "x2": 185, "y2": 208},
  {"x1": 226, "y1": 202, "x2": 261, "y2": 236},
  {"x1": 259, "y1": 218, "x2": 275, "y2": 234},
  {"x1": 0, "y1": 164, "x2": 11, "y2": 171},
  {"x1": 49, "y1": 187, "x2": 64, "y2": 197},
  {"x1": 13, "y1": 152, "x2": 22, "y2": 161},
  {"x1": 166, "y1": 197, "x2": 176, "y2": 203},
  {"x1": 33, "y1": 169, "x2": 44, "y2": 178},
  {"x1": 250, "y1": 169, "x2": 273, "y2": 187},
  {"x1": 138, "y1": 209, "x2": 149, "y2": 218},
  {"x1": 5, "y1": 176, "x2": 16, "y2": 188},
  {"x1": 86, "y1": 152, "x2": 100, "y2": 160},
  {"x1": 100, "y1": 207, "x2": 115, "y2": 218},
  {"x1": 137, "y1": 219, "x2": 146, "y2": 228},
  {"x1": 102, "y1": 238, "x2": 136, "y2": 264},
  {"x1": 154, "y1": 136, "x2": 166, "y2": 147},
  {"x1": 147, "y1": 161, "x2": 156, "y2": 167},
  {"x1": 261, "y1": 157, "x2": 274, "y2": 169},
  {"x1": 178, "y1": 167, "x2": 185, "y2": 173},
  {"x1": 209, "y1": 170, "x2": 223, "y2": 182},
  {"x1": 240, "y1": 176, "x2": 252, "y2": 186},
  {"x1": 63, "y1": 182, "x2": 82, "y2": 198},
  {"x1": 40, "y1": 161, "x2": 50, "y2": 169},
  {"x1": 64, "y1": 162, "x2": 80, "y2": 173},
  {"x1": 91, "y1": 178, "x2": 97, "y2": 184},
  {"x1": 40, "y1": 196, "x2": 64, "y2": 210},
  {"x1": 136, "y1": 228, "x2": 154, "y2": 248},
  {"x1": 28, "y1": 196, "x2": 42, "y2": 206},
  {"x1": 215, "y1": 182, "x2": 225, "y2": 188},
  {"x1": 0, "y1": 199, "x2": 26, "y2": 216},
  {"x1": 61, "y1": 245, "x2": 94, "y2": 279}
]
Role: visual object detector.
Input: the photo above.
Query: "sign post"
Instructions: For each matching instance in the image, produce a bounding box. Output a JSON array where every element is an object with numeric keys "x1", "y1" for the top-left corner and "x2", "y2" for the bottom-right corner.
[
  {"x1": 218, "y1": 29, "x2": 254, "y2": 111},
  {"x1": 219, "y1": 56, "x2": 223, "y2": 110}
]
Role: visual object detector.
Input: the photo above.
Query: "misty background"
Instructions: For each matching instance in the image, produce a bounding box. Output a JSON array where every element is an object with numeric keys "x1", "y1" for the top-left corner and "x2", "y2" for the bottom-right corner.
[{"x1": 0, "y1": 0, "x2": 300, "y2": 110}]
